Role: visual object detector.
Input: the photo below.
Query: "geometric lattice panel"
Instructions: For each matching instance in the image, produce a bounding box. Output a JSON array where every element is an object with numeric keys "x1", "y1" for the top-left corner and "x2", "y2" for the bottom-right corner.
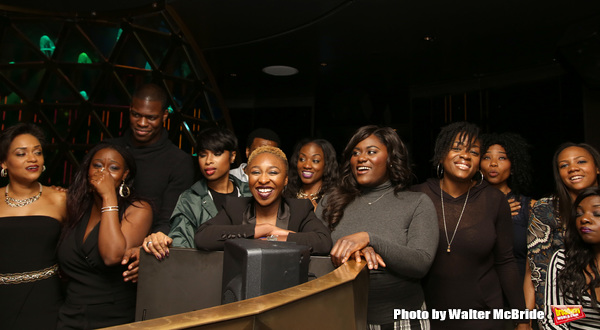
[{"x1": 0, "y1": 4, "x2": 230, "y2": 186}]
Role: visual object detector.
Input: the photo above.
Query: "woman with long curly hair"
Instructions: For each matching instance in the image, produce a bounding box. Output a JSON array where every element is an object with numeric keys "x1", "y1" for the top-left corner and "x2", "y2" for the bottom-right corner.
[
  {"x1": 285, "y1": 138, "x2": 338, "y2": 210},
  {"x1": 57, "y1": 143, "x2": 152, "y2": 329},
  {"x1": 527, "y1": 142, "x2": 600, "y2": 326},
  {"x1": 320, "y1": 125, "x2": 438, "y2": 329},
  {"x1": 544, "y1": 186, "x2": 600, "y2": 329},
  {"x1": 480, "y1": 132, "x2": 535, "y2": 278}
]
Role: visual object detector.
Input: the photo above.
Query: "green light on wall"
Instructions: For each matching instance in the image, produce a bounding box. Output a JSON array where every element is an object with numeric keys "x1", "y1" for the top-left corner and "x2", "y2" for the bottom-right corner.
[
  {"x1": 79, "y1": 91, "x2": 89, "y2": 100},
  {"x1": 40, "y1": 35, "x2": 55, "y2": 57},
  {"x1": 78, "y1": 53, "x2": 92, "y2": 64}
]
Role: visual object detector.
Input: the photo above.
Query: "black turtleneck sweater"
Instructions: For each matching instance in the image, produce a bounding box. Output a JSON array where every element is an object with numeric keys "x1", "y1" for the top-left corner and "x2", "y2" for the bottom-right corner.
[
  {"x1": 107, "y1": 129, "x2": 194, "y2": 233},
  {"x1": 318, "y1": 181, "x2": 439, "y2": 325}
]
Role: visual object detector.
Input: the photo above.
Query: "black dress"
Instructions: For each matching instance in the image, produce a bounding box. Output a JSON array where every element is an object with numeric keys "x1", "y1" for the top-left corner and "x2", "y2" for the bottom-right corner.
[
  {"x1": 0, "y1": 216, "x2": 63, "y2": 330},
  {"x1": 57, "y1": 210, "x2": 136, "y2": 330}
]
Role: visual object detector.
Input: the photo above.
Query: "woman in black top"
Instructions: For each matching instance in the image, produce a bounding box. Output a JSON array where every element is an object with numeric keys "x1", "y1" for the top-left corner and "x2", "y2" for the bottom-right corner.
[
  {"x1": 195, "y1": 146, "x2": 331, "y2": 255},
  {"x1": 57, "y1": 143, "x2": 152, "y2": 329},
  {"x1": 412, "y1": 122, "x2": 528, "y2": 330}
]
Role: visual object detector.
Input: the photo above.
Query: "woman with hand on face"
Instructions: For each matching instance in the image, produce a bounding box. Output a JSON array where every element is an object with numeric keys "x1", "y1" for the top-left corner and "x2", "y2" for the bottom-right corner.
[
  {"x1": 141, "y1": 128, "x2": 251, "y2": 260},
  {"x1": 195, "y1": 146, "x2": 331, "y2": 255},
  {"x1": 412, "y1": 122, "x2": 528, "y2": 330},
  {"x1": 320, "y1": 125, "x2": 438, "y2": 329},
  {"x1": 0, "y1": 123, "x2": 66, "y2": 330},
  {"x1": 285, "y1": 139, "x2": 338, "y2": 210},
  {"x1": 543, "y1": 187, "x2": 600, "y2": 329},
  {"x1": 528, "y1": 143, "x2": 600, "y2": 327},
  {"x1": 57, "y1": 143, "x2": 152, "y2": 329}
]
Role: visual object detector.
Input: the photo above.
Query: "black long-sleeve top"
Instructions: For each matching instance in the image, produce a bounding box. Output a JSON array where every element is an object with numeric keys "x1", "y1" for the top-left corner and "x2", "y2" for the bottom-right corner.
[
  {"x1": 412, "y1": 179, "x2": 527, "y2": 329},
  {"x1": 107, "y1": 129, "x2": 194, "y2": 233}
]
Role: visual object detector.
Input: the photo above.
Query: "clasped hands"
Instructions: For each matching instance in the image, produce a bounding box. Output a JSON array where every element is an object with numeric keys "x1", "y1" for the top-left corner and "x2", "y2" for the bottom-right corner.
[
  {"x1": 255, "y1": 223, "x2": 293, "y2": 241},
  {"x1": 330, "y1": 232, "x2": 386, "y2": 270}
]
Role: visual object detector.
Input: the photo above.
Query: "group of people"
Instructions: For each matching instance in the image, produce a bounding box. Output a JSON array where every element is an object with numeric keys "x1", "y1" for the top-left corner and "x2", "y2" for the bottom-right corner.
[{"x1": 1, "y1": 84, "x2": 599, "y2": 330}]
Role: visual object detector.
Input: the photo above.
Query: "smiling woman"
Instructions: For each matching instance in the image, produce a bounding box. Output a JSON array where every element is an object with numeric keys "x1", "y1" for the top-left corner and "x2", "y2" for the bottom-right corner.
[
  {"x1": 319, "y1": 125, "x2": 438, "y2": 329},
  {"x1": 0, "y1": 123, "x2": 66, "y2": 330},
  {"x1": 285, "y1": 138, "x2": 339, "y2": 210},
  {"x1": 412, "y1": 122, "x2": 528, "y2": 329},
  {"x1": 527, "y1": 142, "x2": 600, "y2": 327},
  {"x1": 194, "y1": 146, "x2": 332, "y2": 255}
]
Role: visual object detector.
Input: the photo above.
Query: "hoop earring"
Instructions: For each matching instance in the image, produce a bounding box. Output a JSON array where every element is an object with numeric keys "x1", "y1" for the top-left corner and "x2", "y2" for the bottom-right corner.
[
  {"x1": 0, "y1": 168, "x2": 6, "y2": 177},
  {"x1": 42, "y1": 165, "x2": 46, "y2": 172},
  {"x1": 477, "y1": 170, "x2": 484, "y2": 185},
  {"x1": 119, "y1": 181, "x2": 130, "y2": 198},
  {"x1": 436, "y1": 164, "x2": 444, "y2": 179}
]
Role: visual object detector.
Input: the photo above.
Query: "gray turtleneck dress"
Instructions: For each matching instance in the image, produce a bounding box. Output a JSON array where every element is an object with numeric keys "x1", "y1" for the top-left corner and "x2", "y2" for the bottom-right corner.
[{"x1": 317, "y1": 181, "x2": 439, "y2": 325}]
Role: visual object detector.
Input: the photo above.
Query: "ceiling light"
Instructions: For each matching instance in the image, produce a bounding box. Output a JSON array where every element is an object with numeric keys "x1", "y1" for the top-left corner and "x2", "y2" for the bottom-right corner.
[{"x1": 262, "y1": 65, "x2": 298, "y2": 76}]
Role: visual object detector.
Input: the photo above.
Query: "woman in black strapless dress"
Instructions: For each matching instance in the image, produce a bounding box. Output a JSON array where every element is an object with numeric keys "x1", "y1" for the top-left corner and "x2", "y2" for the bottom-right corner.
[{"x1": 0, "y1": 123, "x2": 67, "y2": 330}]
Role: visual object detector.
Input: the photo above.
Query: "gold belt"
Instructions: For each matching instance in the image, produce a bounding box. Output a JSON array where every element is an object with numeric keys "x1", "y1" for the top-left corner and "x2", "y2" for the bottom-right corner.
[{"x1": 0, "y1": 264, "x2": 58, "y2": 285}]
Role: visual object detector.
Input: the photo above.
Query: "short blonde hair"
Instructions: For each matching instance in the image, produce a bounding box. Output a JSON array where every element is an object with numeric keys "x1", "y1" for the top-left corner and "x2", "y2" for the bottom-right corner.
[{"x1": 247, "y1": 145, "x2": 288, "y2": 172}]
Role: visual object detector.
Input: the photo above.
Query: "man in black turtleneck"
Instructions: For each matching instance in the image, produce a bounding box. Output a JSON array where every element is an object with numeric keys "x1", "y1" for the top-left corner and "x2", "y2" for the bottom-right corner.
[{"x1": 107, "y1": 83, "x2": 194, "y2": 234}]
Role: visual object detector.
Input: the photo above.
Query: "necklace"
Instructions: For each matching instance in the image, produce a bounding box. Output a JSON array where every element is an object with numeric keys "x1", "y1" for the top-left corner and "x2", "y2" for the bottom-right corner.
[
  {"x1": 297, "y1": 189, "x2": 320, "y2": 201},
  {"x1": 366, "y1": 190, "x2": 391, "y2": 205},
  {"x1": 5, "y1": 182, "x2": 43, "y2": 208},
  {"x1": 440, "y1": 182, "x2": 470, "y2": 253}
]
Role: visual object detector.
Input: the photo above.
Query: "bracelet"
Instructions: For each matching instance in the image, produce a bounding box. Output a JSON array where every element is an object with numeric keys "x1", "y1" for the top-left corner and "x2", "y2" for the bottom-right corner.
[
  {"x1": 266, "y1": 235, "x2": 278, "y2": 241},
  {"x1": 101, "y1": 206, "x2": 119, "y2": 213}
]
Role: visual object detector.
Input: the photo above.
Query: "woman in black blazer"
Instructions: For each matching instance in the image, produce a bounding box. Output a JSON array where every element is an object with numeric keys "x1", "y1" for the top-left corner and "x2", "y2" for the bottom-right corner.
[{"x1": 194, "y1": 146, "x2": 332, "y2": 255}]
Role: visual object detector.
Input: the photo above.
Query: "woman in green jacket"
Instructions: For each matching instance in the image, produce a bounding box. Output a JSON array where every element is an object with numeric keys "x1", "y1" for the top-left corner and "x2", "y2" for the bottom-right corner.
[{"x1": 143, "y1": 127, "x2": 251, "y2": 257}]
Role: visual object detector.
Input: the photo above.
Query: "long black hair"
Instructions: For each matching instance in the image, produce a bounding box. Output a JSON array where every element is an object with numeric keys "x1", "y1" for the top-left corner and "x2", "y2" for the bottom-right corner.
[
  {"x1": 323, "y1": 125, "x2": 411, "y2": 230},
  {"x1": 552, "y1": 143, "x2": 600, "y2": 223},
  {"x1": 65, "y1": 143, "x2": 144, "y2": 231},
  {"x1": 558, "y1": 186, "x2": 600, "y2": 311},
  {"x1": 481, "y1": 132, "x2": 533, "y2": 196},
  {"x1": 285, "y1": 138, "x2": 339, "y2": 200}
]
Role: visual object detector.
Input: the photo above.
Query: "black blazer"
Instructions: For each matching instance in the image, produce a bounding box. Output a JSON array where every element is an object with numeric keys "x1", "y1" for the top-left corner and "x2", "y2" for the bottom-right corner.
[{"x1": 194, "y1": 197, "x2": 332, "y2": 255}]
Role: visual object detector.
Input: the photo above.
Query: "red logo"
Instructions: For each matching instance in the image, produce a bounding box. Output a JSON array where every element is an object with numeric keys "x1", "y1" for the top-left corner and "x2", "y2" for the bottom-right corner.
[{"x1": 551, "y1": 305, "x2": 585, "y2": 325}]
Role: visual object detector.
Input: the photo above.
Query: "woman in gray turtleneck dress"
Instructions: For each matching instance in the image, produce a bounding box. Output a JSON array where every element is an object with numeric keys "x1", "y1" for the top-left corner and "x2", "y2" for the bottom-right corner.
[{"x1": 317, "y1": 125, "x2": 438, "y2": 330}]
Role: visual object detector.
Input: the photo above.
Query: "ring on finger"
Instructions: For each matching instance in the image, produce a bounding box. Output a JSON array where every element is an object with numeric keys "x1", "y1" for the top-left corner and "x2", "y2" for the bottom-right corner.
[{"x1": 146, "y1": 241, "x2": 153, "y2": 247}]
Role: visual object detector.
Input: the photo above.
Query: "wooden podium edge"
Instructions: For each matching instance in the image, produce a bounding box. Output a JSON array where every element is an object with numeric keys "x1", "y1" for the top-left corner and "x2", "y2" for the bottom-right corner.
[{"x1": 103, "y1": 259, "x2": 368, "y2": 329}]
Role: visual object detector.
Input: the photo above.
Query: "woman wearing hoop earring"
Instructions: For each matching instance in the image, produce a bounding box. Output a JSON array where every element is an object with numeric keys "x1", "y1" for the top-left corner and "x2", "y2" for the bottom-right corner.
[
  {"x1": 412, "y1": 122, "x2": 527, "y2": 329},
  {"x1": 57, "y1": 143, "x2": 152, "y2": 329},
  {"x1": 0, "y1": 123, "x2": 66, "y2": 330}
]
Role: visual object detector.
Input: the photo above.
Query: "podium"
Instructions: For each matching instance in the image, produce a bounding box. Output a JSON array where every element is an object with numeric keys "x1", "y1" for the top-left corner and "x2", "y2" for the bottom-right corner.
[{"x1": 105, "y1": 247, "x2": 368, "y2": 330}]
